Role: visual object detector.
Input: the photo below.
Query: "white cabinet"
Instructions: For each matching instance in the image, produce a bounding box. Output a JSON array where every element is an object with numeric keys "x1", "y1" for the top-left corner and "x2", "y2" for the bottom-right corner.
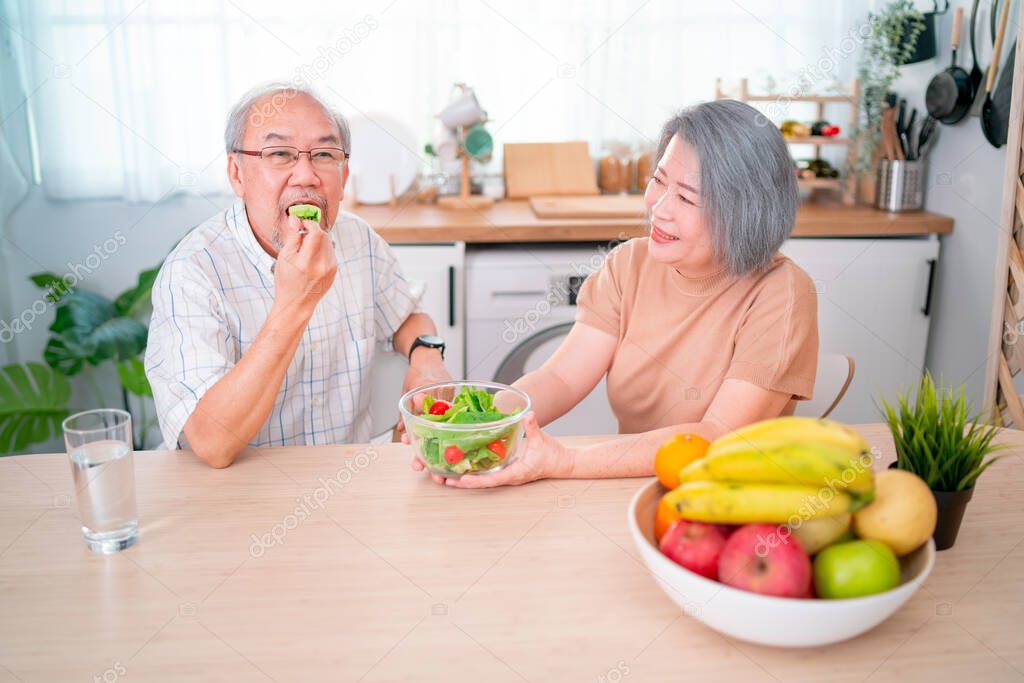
[
  {"x1": 368, "y1": 237, "x2": 940, "y2": 435},
  {"x1": 368, "y1": 243, "x2": 465, "y2": 437},
  {"x1": 780, "y1": 238, "x2": 940, "y2": 422}
]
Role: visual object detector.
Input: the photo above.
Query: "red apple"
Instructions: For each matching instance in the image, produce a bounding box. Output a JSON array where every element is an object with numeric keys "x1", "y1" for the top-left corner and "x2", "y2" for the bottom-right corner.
[
  {"x1": 659, "y1": 519, "x2": 730, "y2": 580},
  {"x1": 717, "y1": 524, "x2": 812, "y2": 598}
]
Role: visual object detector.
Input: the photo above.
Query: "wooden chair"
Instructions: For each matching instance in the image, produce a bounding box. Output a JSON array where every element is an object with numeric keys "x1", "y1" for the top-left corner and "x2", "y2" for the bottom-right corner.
[{"x1": 795, "y1": 353, "x2": 855, "y2": 419}]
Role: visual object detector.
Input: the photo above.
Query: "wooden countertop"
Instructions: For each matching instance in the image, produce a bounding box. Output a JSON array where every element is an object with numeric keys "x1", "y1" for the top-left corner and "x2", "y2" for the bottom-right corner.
[
  {"x1": 2, "y1": 425, "x2": 1020, "y2": 681},
  {"x1": 348, "y1": 198, "x2": 955, "y2": 244}
]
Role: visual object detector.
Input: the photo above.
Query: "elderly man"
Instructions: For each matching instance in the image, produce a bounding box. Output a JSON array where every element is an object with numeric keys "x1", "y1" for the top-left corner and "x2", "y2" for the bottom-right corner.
[{"x1": 145, "y1": 83, "x2": 449, "y2": 467}]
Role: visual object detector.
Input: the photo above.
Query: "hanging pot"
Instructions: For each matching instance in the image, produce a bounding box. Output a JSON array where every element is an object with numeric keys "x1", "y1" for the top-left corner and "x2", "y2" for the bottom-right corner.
[{"x1": 899, "y1": 0, "x2": 950, "y2": 65}]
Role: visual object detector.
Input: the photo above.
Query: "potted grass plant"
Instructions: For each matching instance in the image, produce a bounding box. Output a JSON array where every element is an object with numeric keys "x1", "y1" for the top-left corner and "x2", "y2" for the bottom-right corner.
[{"x1": 879, "y1": 373, "x2": 1006, "y2": 550}]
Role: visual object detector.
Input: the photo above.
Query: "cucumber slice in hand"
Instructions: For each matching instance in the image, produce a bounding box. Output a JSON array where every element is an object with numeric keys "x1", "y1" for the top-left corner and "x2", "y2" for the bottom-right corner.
[{"x1": 287, "y1": 204, "x2": 321, "y2": 223}]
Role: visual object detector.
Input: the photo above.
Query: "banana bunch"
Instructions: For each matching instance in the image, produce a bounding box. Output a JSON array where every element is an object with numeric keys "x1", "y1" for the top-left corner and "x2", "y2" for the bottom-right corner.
[{"x1": 666, "y1": 417, "x2": 874, "y2": 525}]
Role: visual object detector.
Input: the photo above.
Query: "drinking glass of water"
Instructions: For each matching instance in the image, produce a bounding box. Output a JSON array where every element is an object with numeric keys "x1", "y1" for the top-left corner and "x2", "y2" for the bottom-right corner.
[{"x1": 62, "y1": 409, "x2": 139, "y2": 554}]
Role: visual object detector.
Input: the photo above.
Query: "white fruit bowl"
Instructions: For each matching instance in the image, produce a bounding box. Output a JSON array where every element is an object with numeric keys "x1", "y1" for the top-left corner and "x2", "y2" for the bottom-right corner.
[{"x1": 628, "y1": 479, "x2": 935, "y2": 648}]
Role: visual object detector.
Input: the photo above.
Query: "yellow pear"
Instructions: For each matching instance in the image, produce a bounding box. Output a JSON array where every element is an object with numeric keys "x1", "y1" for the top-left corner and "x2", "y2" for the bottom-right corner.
[
  {"x1": 788, "y1": 513, "x2": 852, "y2": 555},
  {"x1": 853, "y1": 469, "x2": 937, "y2": 556}
]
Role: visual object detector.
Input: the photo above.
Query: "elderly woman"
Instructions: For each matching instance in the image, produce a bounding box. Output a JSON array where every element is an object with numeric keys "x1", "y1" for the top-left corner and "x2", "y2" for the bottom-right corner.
[{"x1": 414, "y1": 99, "x2": 818, "y2": 487}]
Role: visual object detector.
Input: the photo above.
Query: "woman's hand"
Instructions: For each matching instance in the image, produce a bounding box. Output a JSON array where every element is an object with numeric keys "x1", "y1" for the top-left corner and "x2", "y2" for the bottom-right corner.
[{"x1": 408, "y1": 412, "x2": 574, "y2": 488}]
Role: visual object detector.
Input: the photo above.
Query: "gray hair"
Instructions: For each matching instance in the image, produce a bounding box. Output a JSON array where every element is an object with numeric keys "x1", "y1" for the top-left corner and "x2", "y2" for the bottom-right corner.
[
  {"x1": 224, "y1": 81, "x2": 351, "y2": 155},
  {"x1": 654, "y1": 100, "x2": 798, "y2": 275}
]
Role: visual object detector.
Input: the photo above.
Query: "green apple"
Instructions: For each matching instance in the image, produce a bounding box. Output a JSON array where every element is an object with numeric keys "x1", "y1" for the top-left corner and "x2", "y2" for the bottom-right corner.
[{"x1": 813, "y1": 539, "x2": 900, "y2": 599}]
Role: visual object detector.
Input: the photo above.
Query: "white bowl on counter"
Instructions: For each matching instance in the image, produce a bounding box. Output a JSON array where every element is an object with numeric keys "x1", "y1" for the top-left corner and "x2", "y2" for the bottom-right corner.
[{"x1": 627, "y1": 479, "x2": 935, "y2": 648}]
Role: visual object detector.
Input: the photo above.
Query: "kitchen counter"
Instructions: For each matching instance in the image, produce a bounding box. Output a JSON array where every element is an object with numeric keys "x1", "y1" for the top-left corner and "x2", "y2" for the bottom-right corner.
[
  {"x1": 348, "y1": 198, "x2": 955, "y2": 244},
  {"x1": 1, "y1": 424, "x2": 1020, "y2": 681}
]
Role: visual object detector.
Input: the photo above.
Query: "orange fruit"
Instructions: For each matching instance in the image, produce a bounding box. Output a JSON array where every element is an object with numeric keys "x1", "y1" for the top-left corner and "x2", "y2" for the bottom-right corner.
[
  {"x1": 654, "y1": 433, "x2": 710, "y2": 489},
  {"x1": 654, "y1": 494, "x2": 680, "y2": 542}
]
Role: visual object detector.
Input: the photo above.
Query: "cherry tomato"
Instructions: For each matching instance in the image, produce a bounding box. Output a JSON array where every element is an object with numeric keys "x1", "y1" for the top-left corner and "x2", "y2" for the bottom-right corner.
[
  {"x1": 486, "y1": 440, "x2": 507, "y2": 459},
  {"x1": 428, "y1": 400, "x2": 451, "y2": 416},
  {"x1": 444, "y1": 445, "x2": 464, "y2": 464}
]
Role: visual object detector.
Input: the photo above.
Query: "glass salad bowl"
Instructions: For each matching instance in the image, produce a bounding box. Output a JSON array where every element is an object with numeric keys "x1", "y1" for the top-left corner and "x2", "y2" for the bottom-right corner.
[{"x1": 399, "y1": 381, "x2": 531, "y2": 478}]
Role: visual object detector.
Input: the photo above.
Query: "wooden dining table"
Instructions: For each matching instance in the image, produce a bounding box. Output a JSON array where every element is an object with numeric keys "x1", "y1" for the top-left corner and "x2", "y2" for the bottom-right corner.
[{"x1": 1, "y1": 424, "x2": 1021, "y2": 682}]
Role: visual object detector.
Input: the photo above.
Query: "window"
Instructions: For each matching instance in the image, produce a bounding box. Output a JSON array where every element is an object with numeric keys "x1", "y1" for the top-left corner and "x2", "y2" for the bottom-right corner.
[{"x1": 14, "y1": 0, "x2": 867, "y2": 201}]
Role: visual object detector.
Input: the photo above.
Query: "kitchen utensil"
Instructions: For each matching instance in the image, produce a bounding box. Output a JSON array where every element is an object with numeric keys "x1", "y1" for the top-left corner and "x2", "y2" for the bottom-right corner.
[
  {"x1": 430, "y1": 121, "x2": 459, "y2": 164},
  {"x1": 918, "y1": 115, "x2": 937, "y2": 150},
  {"x1": 882, "y1": 106, "x2": 904, "y2": 160},
  {"x1": 981, "y1": 0, "x2": 1011, "y2": 147},
  {"x1": 876, "y1": 159, "x2": 926, "y2": 211},
  {"x1": 528, "y1": 194, "x2": 645, "y2": 219},
  {"x1": 503, "y1": 142, "x2": 599, "y2": 198},
  {"x1": 628, "y1": 480, "x2": 937, "y2": 648},
  {"x1": 879, "y1": 107, "x2": 893, "y2": 160},
  {"x1": 438, "y1": 87, "x2": 486, "y2": 129},
  {"x1": 348, "y1": 114, "x2": 421, "y2": 205},
  {"x1": 926, "y1": 6, "x2": 973, "y2": 124},
  {"x1": 463, "y1": 124, "x2": 493, "y2": 160},
  {"x1": 990, "y1": 37, "x2": 1016, "y2": 146},
  {"x1": 918, "y1": 122, "x2": 940, "y2": 161},
  {"x1": 968, "y1": 0, "x2": 985, "y2": 105}
]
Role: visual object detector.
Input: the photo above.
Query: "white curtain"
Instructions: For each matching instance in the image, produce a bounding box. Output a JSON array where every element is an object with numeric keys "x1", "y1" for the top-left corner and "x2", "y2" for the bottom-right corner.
[
  {"x1": 17, "y1": 0, "x2": 868, "y2": 202},
  {"x1": 1, "y1": 0, "x2": 36, "y2": 365}
]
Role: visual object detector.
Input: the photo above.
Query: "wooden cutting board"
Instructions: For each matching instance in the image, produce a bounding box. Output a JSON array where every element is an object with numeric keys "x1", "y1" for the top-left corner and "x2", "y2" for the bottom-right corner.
[
  {"x1": 504, "y1": 141, "x2": 599, "y2": 198},
  {"x1": 529, "y1": 194, "x2": 645, "y2": 219}
]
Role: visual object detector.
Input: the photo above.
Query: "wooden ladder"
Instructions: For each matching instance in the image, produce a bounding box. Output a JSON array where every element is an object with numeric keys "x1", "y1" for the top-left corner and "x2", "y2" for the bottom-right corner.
[{"x1": 984, "y1": 13, "x2": 1024, "y2": 426}]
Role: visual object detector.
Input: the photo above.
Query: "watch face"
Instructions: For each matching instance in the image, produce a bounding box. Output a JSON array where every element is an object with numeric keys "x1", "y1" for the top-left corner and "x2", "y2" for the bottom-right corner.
[{"x1": 419, "y1": 335, "x2": 445, "y2": 346}]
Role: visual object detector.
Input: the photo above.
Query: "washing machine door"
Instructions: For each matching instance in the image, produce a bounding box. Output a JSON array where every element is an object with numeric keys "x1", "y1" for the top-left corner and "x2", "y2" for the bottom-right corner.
[{"x1": 493, "y1": 322, "x2": 617, "y2": 436}]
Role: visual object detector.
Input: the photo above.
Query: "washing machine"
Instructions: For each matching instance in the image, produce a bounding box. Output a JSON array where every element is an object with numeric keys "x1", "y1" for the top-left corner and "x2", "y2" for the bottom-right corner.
[{"x1": 465, "y1": 245, "x2": 618, "y2": 436}]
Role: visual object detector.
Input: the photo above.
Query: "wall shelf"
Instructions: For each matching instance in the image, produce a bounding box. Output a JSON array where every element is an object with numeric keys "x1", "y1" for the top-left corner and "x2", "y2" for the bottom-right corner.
[{"x1": 715, "y1": 77, "x2": 860, "y2": 205}]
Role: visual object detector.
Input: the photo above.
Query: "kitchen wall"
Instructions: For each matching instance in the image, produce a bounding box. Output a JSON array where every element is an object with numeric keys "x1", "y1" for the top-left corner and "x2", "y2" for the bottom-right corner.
[
  {"x1": 1, "y1": 1, "x2": 1016, "y2": 448},
  {"x1": 0, "y1": 189, "x2": 228, "y2": 450},
  {"x1": 893, "y1": 0, "x2": 1015, "y2": 409}
]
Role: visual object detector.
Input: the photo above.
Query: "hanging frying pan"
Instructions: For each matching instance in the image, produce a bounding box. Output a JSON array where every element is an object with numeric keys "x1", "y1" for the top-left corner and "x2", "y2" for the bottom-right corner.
[
  {"x1": 925, "y1": 7, "x2": 973, "y2": 124},
  {"x1": 981, "y1": 0, "x2": 1012, "y2": 147}
]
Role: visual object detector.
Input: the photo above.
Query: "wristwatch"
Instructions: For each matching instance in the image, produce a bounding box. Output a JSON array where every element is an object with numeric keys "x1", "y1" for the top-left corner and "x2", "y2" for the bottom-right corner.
[{"x1": 408, "y1": 334, "x2": 446, "y2": 361}]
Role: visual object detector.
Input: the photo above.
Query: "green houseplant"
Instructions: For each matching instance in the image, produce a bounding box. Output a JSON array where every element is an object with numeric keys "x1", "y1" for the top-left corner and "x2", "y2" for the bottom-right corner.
[
  {"x1": 851, "y1": 1, "x2": 925, "y2": 185},
  {"x1": 0, "y1": 265, "x2": 161, "y2": 454},
  {"x1": 879, "y1": 373, "x2": 1006, "y2": 550}
]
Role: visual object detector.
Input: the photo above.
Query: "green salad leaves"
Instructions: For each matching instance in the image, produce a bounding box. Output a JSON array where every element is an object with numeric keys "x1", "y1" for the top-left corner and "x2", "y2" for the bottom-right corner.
[{"x1": 413, "y1": 387, "x2": 521, "y2": 475}]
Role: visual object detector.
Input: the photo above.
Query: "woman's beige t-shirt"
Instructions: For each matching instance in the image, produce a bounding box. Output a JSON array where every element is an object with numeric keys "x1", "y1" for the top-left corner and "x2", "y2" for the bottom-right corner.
[{"x1": 575, "y1": 238, "x2": 818, "y2": 434}]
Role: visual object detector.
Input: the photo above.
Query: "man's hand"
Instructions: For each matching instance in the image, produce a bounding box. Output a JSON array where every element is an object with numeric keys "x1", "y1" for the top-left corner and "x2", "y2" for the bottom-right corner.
[
  {"x1": 272, "y1": 214, "x2": 337, "y2": 315},
  {"x1": 395, "y1": 347, "x2": 450, "y2": 438}
]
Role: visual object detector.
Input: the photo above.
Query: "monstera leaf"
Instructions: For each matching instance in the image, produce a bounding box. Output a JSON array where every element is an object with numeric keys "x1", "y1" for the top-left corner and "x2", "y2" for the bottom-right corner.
[
  {"x1": 42, "y1": 290, "x2": 147, "y2": 376},
  {"x1": 113, "y1": 264, "x2": 160, "y2": 317},
  {"x1": 116, "y1": 358, "x2": 152, "y2": 397},
  {"x1": 29, "y1": 272, "x2": 73, "y2": 304},
  {"x1": 0, "y1": 363, "x2": 72, "y2": 454}
]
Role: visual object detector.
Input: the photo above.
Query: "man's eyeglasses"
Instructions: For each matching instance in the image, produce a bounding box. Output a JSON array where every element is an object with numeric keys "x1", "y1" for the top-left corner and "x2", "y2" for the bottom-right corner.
[{"x1": 233, "y1": 146, "x2": 350, "y2": 169}]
